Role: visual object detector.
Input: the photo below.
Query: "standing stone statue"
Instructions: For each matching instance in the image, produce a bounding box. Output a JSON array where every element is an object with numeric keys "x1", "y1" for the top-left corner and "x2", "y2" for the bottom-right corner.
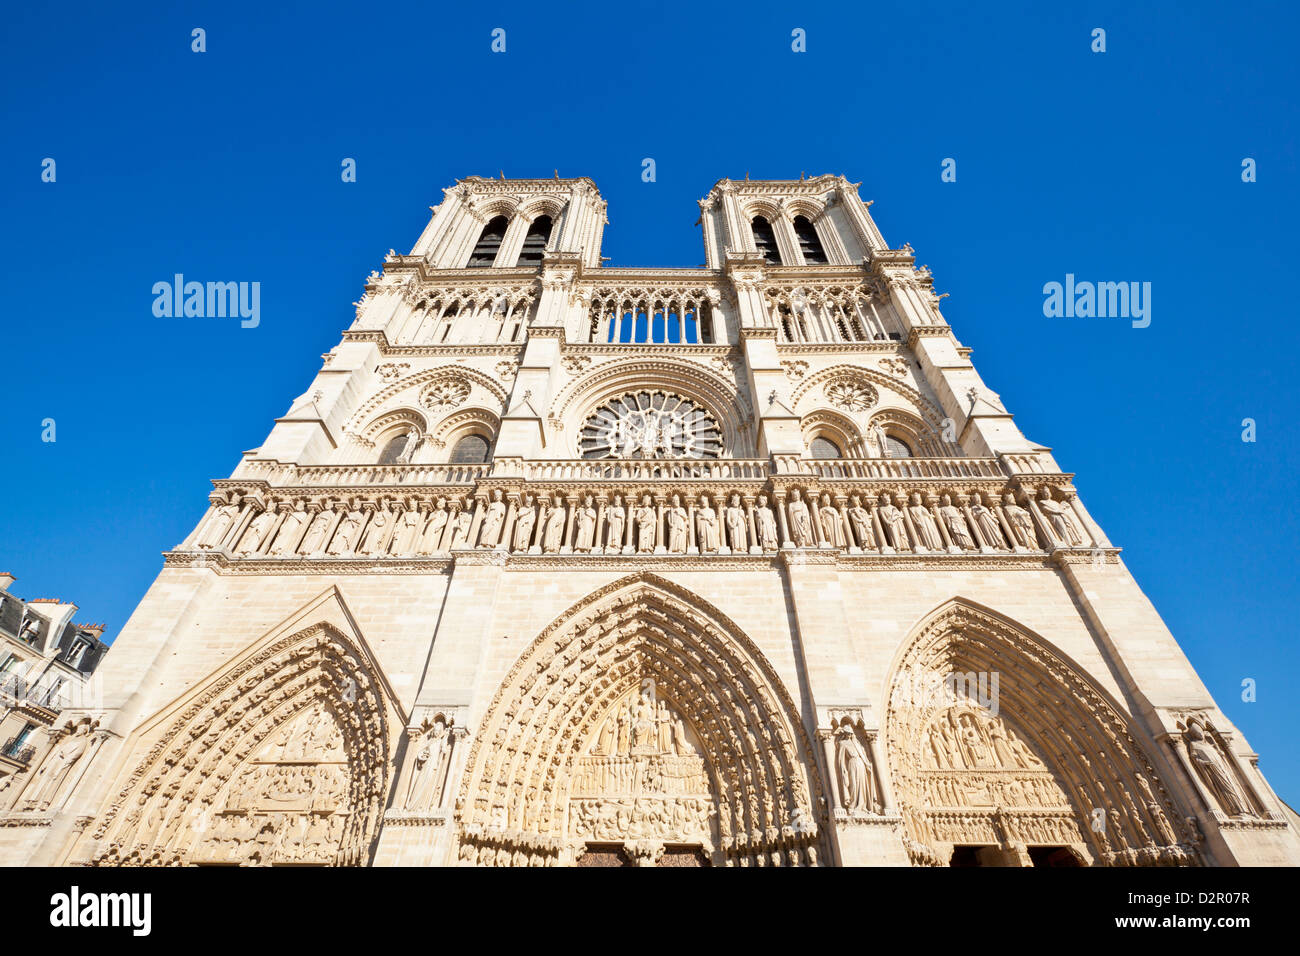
[
  {"x1": 847, "y1": 495, "x2": 876, "y2": 550},
  {"x1": 392, "y1": 503, "x2": 426, "y2": 555},
  {"x1": 635, "y1": 495, "x2": 657, "y2": 553},
  {"x1": 819, "y1": 494, "x2": 844, "y2": 548},
  {"x1": 328, "y1": 506, "x2": 365, "y2": 555},
  {"x1": 478, "y1": 489, "x2": 507, "y2": 548},
  {"x1": 1037, "y1": 487, "x2": 1083, "y2": 546},
  {"x1": 868, "y1": 423, "x2": 889, "y2": 459},
  {"x1": 908, "y1": 492, "x2": 943, "y2": 551},
  {"x1": 359, "y1": 505, "x2": 392, "y2": 555},
  {"x1": 605, "y1": 494, "x2": 626, "y2": 553},
  {"x1": 969, "y1": 492, "x2": 1006, "y2": 549},
  {"x1": 199, "y1": 495, "x2": 242, "y2": 550},
  {"x1": 574, "y1": 495, "x2": 597, "y2": 552},
  {"x1": 299, "y1": 505, "x2": 334, "y2": 555},
  {"x1": 237, "y1": 508, "x2": 277, "y2": 556},
  {"x1": 269, "y1": 504, "x2": 308, "y2": 556},
  {"x1": 421, "y1": 498, "x2": 450, "y2": 552},
  {"x1": 1003, "y1": 493, "x2": 1038, "y2": 549},
  {"x1": 542, "y1": 496, "x2": 567, "y2": 553},
  {"x1": 394, "y1": 429, "x2": 421, "y2": 464},
  {"x1": 1184, "y1": 719, "x2": 1253, "y2": 817},
  {"x1": 405, "y1": 718, "x2": 450, "y2": 812},
  {"x1": 450, "y1": 504, "x2": 473, "y2": 548},
  {"x1": 512, "y1": 494, "x2": 537, "y2": 552},
  {"x1": 938, "y1": 494, "x2": 974, "y2": 551},
  {"x1": 834, "y1": 725, "x2": 876, "y2": 813},
  {"x1": 878, "y1": 494, "x2": 910, "y2": 551},
  {"x1": 754, "y1": 494, "x2": 779, "y2": 551},
  {"x1": 26, "y1": 721, "x2": 95, "y2": 810},
  {"x1": 788, "y1": 489, "x2": 814, "y2": 547},
  {"x1": 665, "y1": 495, "x2": 688, "y2": 554},
  {"x1": 725, "y1": 494, "x2": 748, "y2": 552},
  {"x1": 696, "y1": 494, "x2": 720, "y2": 552}
]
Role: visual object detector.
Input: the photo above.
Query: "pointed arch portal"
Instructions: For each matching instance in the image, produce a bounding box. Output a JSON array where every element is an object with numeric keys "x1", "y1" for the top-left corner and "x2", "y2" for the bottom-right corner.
[
  {"x1": 886, "y1": 599, "x2": 1199, "y2": 867},
  {"x1": 455, "y1": 573, "x2": 827, "y2": 866}
]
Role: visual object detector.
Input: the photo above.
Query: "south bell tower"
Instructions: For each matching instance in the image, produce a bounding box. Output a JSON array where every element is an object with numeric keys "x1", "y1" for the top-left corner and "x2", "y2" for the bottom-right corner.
[{"x1": 5, "y1": 174, "x2": 1296, "y2": 868}]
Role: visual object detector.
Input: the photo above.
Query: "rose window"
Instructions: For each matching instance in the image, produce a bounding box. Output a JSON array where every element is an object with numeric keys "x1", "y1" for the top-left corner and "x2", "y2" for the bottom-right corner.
[{"x1": 579, "y1": 391, "x2": 722, "y2": 459}]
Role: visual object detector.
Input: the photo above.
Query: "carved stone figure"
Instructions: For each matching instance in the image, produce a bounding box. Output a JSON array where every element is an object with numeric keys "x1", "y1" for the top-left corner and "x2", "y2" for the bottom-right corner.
[
  {"x1": 1184, "y1": 719, "x2": 1253, "y2": 817},
  {"x1": 938, "y1": 494, "x2": 974, "y2": 551},
  {"x1": 393, "y1": 429, "x2": 421, "y2": 464},
  {"x1": 200, "y1": 495, "x2": 241, "y2": 550},
  {"x1": 450, "y1": 505, "x2": 473, "y2": 548},
  {"x1": 867, "y1": 423, "x2": 888, "y2": 459},
  {"x1": 299, "y1": 506, "x2": 334, "y2": 555},
  {"x1": 542, "y1": 496, "x2": 567, "y2": 553},
  {"x1": 421, "y1": 499, "x2": 450, "y2": 552},
  {"x1": 605, "y1": 495, "x2": 626, "y2": 552},
  {"x1": 696, "y1": 495, "x2": 720, "y2": 552},
  {"x1": 513, "y1": 494, "x2": 537, "y2": 552},
  {"x1": 754, "y1": 494, "x2": 779, "y2": 551},
  {"x1": 237, "y1": 508, "x2": 276, "y2": 556},
  {"x1": 328, "y1": 507, "x2": 365, "y2": 555},
  {"x1": 392, "y1": 504, "x2": 426, "y2": 555},
  {"x1": 665, "y1": 495, "x2": 688, "y2": 554},
  {"x1": 478, "y1": 489, "x2": 506, "y2": 548},
  {"x1": 359, "y1": 506, "x2": 391, "y2": 556},
  {"x1": 908, "y1": 492, "x2": 943, "y2": 551},
  {"x1": 834, "y1": 725, "x2": 875, "y2": 813},
  {"x1": 1003, "y1": 493, "x2": 1038, "y2": 549},
  {"x1": 406, "y1": 718, "x2": 451, "y2": 812},
  {"x1": 725, "y1": 494, "x2": 748, "y2": 552},
  {"x1": 1038, "y1": 487, "x2": 1083, "y2": 546},
  {"x1": 26, "y1": 720, "x2": 94, "y2": 810},
  {"x1": 635, "y1": 495, "x2": 656, "y2": 553},
  {"x1": 847, "y1": 495, "x2": 876, "y2": 549},
  {"x1": 788, "y1": 490, "x2": 814, "y2": 547},
  {"x1": 819, "y1": 494, "x2": 844, "y2": 548},
  {"x1": 969, "y1": 492, "x2": 1005, "y2": 549},
  {"x1": 878, "y1": 494, "x2": 909, "y2": 550},
  {"x1": 574, "y1": 495, "x2": 597, "y2": 552},
  {"x1": 269, "y1": 505, "x2": 308, "y2": 556}
]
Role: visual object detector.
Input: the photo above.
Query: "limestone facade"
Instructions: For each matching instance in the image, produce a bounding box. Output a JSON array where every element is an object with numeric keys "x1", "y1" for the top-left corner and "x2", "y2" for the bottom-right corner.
[{"x1": 3, "y1": 174, "x2": 1296, "y2": 867}]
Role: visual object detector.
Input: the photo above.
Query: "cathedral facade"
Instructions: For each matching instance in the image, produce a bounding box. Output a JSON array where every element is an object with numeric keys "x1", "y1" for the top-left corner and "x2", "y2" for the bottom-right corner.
[{"x1": 3, "y1": 174, "x2": 1296, "y2": 867}]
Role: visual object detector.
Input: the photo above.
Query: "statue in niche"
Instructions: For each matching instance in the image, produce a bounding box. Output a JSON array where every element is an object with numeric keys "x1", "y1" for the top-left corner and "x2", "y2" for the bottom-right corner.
[
  {"x1": 299, "y1": 505, "x2": 334, "y2": 555},
  {"x1": 359, "y1": 505, "x2": 391, "y2": 555},
  {"x1": 878, "y1": 494, "x2": 910, "y2": 550},
  {"x1": 696, "y1": 495, "x2": 720, "y2": 552},
  {"x1": 406, "y1": 717, "x2": 452, "y2": 811},
  {"x1": 237, "y1": 508, "x2": 276, "y2": 556},
  {"x1": 725, "y1": 494, "x2": 748, "y2": 552},
  {"x1": 938, "y1": 493, "x2": 974, "y2": 551},
  {"x1": 630, "y1": 680, "x2": 658, "y2": 753},
  {"x1": 328, "y1": 506, "x2": 365, "y2": 555},
  {"x1": 392, "y1": 503, "x2": 426, "y2": 555},
  {"x1": 657, "y1": 700, "x2": 674, "y2": 752},
  {"x1": 834, "y1": 724, "x2": 876, "y2": 813},
  {"x1": 907, "y1": 492, "x2": 943, "y2": 551},
  {"x1": 270, "y1": 504, "x2": 308, "y2": 556},
  {"x1": 450, "y1": 503, "x2": 473, "y2": 548},
  {"x1": 574, "y1": 494, "x2": 597, "y2": 552},
  {"x1": 1002, "y1": 493, "x2": 1038, "y2": 549},
  {"x1": 1037, "y1": 487, "x2": 1083, "y2": 546},
  {"x1": 847, "y1": 495, "x2": 876, "y2": 549},
  {"x1": 968, "y1": 492, "x2": 1006, "y2": 549},
  {"x1": 665, "y1": 495, "x2": 688, "y2": 553},
  {"x1": 1183, "y1": 718, "x2": 1253, "y2": 817},
  {"x1": 605, "y1": 494, "x2": 626, "y2": 552},
  {"x1": 787, "y1": 489, "x2": 814, "y2": 547},
  {"x1": 819, "y1": 494, "x2": 844, "y2": 548},
  {"x1": 199, "y1": 494, "x2": 242, "y2": 549},
  {"x1": 542, "y1": 496, "x2": 567, "y2": 552},
  {"x1": 478, "y1": 489, "x2": 507, "y2": 548},
  {"x1": 25, "y1": 719, "x2": 96, "y2": 810},
  {"x1": 512, "y1": 494, "x2": 537, "y2": 552},
  {"x1": 422, "y1": 498, "x2": 450, "y2": 552},
  {"x1": 754, "y1": 494, "x2": 779, "y2": 551},
  {"x1": 635, "y1": 495, "x2": 656, "y2": 553}
]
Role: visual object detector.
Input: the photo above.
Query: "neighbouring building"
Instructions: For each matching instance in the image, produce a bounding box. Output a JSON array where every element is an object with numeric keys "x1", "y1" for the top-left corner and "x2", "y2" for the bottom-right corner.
[{"x1": 3, "y1": 174, "x2": 1296, "y2": 867}]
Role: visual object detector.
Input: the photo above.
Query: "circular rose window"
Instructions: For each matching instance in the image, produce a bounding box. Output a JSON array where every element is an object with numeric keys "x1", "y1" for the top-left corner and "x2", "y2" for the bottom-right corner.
[{"x1": 579, "y1": 391, "x2": 723, "y2": 459}]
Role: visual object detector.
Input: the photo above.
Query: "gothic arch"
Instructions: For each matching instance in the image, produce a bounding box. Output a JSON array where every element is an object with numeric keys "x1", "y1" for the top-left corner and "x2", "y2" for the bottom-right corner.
[
  {"x1": 430, "y1": 407, "x2": 501, "y2": 456},
  {"x1": 85, "y1": 620, "x2": 400, "y2": 867},
  {"x1": 791, "y1": 363, "x2": 949, "y2": 437},
  {"x1": 516, "y1": 196, "x2": 566, "y2": 222},
  {"x1": 865, "y1": 407, "x2": 949, "y2": 457},
  {"x1": 455, "y1": 572, "x2": 827, "y2": 866},
  {"x1": 800, "y1": 409, "x2": 863, "y2": 457},
  {"x1": 354, "y1": 407, "x2": 429, "y2": 450},
  {"x1": 885, "y1": 598, "x2": 1199, "y2": 867},
  {"x1": 346, "y1": 366, "x2": 508, "y2": 437},
  {"x1": 549, "y1": 359, "x2": 752, "y2": 458}
]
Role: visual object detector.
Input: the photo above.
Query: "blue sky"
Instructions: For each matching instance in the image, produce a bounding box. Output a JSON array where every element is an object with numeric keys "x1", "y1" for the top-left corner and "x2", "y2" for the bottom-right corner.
[{"x1": 2, "y1": 1, "x2": 1297, "y2": 803}]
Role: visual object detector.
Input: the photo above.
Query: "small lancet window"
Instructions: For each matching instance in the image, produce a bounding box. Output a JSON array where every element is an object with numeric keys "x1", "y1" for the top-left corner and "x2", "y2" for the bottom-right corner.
[
  {"x1": 468, "y1": 215, "x2": 509, "y2": 267},
  {"x1": 793, "y1": 215, "x2": 827, "y2": 264},
  {"x1": 751, "y1": 216, "x2": 782, "y2": 265},
  {"x1": 516, "y1": 215, "x2": 553, "y2": 267}
]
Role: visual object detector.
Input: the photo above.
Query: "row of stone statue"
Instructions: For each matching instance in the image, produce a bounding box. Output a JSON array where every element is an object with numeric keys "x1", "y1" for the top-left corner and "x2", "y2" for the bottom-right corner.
[{"x1": 193, "y1": 485, "x2": 1088, "y2": 558}]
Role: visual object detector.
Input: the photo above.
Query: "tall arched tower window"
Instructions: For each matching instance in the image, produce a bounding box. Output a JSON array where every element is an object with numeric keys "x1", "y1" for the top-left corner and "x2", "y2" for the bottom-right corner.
[
  {"x1": 751, "y1": 216, "x2": 782, "y2": 265},
  {"x1": 516, "y1": 215, "x2": 553, "y2": 267},
  {"x1": 468, "y1": 215, "x2": 509, "y2": 267},
  {"x1": 450, "y1": 434, "x2": 492, "y2": 464},
  {"x1": 793, "y1": 215, "x2": 827, "y2": 264}
]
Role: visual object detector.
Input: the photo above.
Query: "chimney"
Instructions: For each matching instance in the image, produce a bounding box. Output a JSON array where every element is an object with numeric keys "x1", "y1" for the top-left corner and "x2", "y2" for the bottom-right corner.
[{"x1": 0, "y1": 573, "x2": 13, "y2": 592}]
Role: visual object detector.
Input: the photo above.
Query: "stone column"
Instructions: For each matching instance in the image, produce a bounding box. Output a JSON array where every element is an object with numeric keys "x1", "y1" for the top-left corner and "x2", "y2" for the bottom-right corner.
[
  {"x1": 774, "y1": 491, "x2": 794, "y2": 549},
  {"x1": 561, "y1": 495, "x2": 578, "y2": 554},
  {"x1": 836, "y1": 496, "x2": 855, "y2": 553},
  {"x1": 592, "y1": 495, "x2": 606, "y2": 556},
  {"x1": 868, "y1": 498, "x2": 890, "y2": 554},
  {"x1": 743, "y1": 495, "x2": 760, "y2": 555}
]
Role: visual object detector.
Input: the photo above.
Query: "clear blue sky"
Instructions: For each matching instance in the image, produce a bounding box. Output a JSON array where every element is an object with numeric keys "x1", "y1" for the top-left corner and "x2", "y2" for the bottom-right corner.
[{"x1": 2, "y1": 1, "x2": 1297, "y2": 804}]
